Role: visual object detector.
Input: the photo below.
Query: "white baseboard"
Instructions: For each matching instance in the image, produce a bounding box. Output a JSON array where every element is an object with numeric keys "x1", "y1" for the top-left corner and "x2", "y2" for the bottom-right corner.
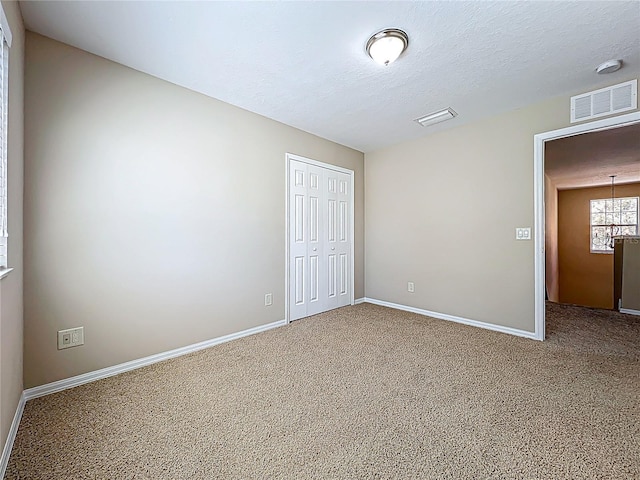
[
  {"x1": 361, "y1": 298, "x2": 538, "y2": 340},
  {"x1": 0, "y1": 392, "x2": 26, "y2": 479},
  {"x1": 354, "y1": 297, "x2": 366, "y2": 305},
  {"x1": 620, "y1": 308, "x2": 640, "y2": 316},
  {"x1": 2, "y1": 319, "x2": 286, "y2": 475},
  {"x1": 24, "y1": 319, "x2": 287, "y2": 401}
]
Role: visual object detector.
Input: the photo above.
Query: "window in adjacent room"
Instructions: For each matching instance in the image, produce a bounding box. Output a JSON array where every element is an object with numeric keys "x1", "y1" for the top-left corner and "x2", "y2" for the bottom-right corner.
[
  {"x1": 590, "y1": 196, "x2": 639, "y2": 253},
  {"x1": 0, "y1": 6, "x2": 10, "y2": 269}
]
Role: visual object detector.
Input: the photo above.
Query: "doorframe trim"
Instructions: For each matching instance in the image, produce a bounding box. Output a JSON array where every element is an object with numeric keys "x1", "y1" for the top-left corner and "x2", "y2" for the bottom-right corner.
[
  {"x1": 285, "y1": 153, "x2": 355, "y2": 324},
  {"x1": 533, "y1": 111, "x2": 640, "y2": 341}
]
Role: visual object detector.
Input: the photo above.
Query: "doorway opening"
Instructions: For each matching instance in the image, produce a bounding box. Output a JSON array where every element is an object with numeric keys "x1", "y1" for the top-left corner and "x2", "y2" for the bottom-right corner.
[
  {"x1": 545, "y1": 124, "x2": 640, "y2": 310},
  {"x1": 533, "y1": 111, "x2": 640, "y2": 340}
]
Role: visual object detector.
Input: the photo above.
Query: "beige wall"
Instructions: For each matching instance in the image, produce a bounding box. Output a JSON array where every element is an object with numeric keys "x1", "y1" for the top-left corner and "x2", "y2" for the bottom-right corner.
[
  {"x1": 544, "y1": 174, "x2": 559, "y2": 302},
  {"x1": 621, "y1": 239, "x2": 640, "y2": 311},
  {"x1": 0, "y1": 0, "x2": 23, "y2": 454},
  {"x1": 558, "y1": 183, "x2": 640, "y2": 309},
  {"x1": 364, "y1": 90, "x2": 638, "y2": 332},
  {"x1": 24, "y1": 33, "x2": 364, "y2": 388}
]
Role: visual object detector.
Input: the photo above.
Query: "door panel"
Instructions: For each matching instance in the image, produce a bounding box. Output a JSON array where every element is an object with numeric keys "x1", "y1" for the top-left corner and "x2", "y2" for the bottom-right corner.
[
  {"x1": 289, "y1": 162, "x2": 308, "y2": 321},
  {"x1": 309, "y1": 196, "x2": 318, "y2": 242},
  {"x1": 328, "y1": 254, "x2": 336, "y2": 298},
  {"x1": 328, "y1": 199, "x2": 336, "y2": 242},
  {"x1": 340, "y1": 253, "x2": 348, "y2": 295},
  {"x1": 294, "y1": 195, "x2": 304, "y2": 242},
  {"x1": 294, "y1": 256, "x2": 304, "y2": 305},
  {"x1": 325, "y1": 169, "x2": 351, "y2": 311},
  {"x1": 309, "y1": 255, "x2": 319, "y2": 302},
  {"x1": 339, "y1": 201, "x2": 347, "y2": 242}
]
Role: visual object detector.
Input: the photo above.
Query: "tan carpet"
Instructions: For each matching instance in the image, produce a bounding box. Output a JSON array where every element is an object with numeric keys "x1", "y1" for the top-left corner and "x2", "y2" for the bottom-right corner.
[{"x1": 5, "y1": 303, "x2": 640, "y2": 479}]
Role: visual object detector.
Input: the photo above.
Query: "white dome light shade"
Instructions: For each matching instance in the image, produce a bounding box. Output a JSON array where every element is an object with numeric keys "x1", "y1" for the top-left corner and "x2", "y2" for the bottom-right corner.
[
  {"x1": 596, "y1": 59, "x2": 622, "y2": 74},
  {"x1": 366, "y1": 29, "x2": 409, "y2": 66}
]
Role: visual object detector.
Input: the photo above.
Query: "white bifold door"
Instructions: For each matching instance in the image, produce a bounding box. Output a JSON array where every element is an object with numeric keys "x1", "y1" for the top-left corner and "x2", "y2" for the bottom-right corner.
[{"x1": 289, "y1": 158, "x2": 352, "y2": 321}]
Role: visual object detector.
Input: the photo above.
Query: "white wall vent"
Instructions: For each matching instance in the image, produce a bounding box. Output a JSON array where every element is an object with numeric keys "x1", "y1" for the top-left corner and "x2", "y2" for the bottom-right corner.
[{"x1": 570, "y1": 79, "x2": 637, "y2": 123}]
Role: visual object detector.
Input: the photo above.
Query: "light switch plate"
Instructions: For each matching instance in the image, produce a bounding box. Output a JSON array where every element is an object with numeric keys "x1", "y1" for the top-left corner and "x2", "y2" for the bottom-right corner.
[{"x1": 516, "y1": 227, "x2": 531, "y2": 240}]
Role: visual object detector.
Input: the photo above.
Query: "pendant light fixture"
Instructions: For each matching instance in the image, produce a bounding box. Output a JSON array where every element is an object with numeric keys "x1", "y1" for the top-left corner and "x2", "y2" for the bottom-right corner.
[
  {"x1": 366, "y1": 29, "x2": 409, "y2": 66},
  {"x1": 592, "y1": 175, "x2": 626, "y2": 251},
  {"x1": 600, "y1": 175, "x2": 622, "y2": 249}
]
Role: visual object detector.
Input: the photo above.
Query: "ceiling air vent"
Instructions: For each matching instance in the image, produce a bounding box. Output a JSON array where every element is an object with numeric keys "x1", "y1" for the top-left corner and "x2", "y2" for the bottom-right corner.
[
  {"x1": 570, "y1": 79, "x2": 637, "y2": 123},
  {"x1": 415, "y1": 108, "x2": 457, "y2": 127}
]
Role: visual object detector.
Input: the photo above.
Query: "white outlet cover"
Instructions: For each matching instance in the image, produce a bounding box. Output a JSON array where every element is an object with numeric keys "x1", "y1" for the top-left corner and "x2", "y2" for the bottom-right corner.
[
  {"x1": 58, "y1": 327, "x2": 84, "y2": 350},
  {"x1": 516, "y1": 228, "x2": 531, "y2": 240}
]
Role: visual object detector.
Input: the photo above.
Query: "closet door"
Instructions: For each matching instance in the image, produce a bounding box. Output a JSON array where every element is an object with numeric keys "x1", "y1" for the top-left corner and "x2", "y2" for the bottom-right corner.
[{"x1": 289, "y1": 158, "x2": 352, "y2": 321}]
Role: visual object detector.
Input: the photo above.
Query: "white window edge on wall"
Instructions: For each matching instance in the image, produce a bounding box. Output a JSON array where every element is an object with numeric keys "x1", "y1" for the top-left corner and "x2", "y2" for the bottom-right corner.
[
  {"x1": 0, "y1": 2, "x2": 10, "y2": 278},
  {"x1": 0, "y1": 267, "x2": 12, "y2": 280},
  {"x1": 0, "y1": 3, "x2": 12, "y2": 47}
]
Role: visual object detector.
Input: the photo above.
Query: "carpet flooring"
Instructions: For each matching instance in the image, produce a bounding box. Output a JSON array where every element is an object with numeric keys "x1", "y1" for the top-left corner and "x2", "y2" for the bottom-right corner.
[{"x1": 5, "y1": 303, "x2": 640, "y2": 479}]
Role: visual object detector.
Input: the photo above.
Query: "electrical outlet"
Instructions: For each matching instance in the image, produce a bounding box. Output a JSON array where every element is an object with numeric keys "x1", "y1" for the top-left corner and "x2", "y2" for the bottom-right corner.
[
  {"x1": 264, "y1": 293, "x2": 273, "y2": 306},
  {"x1": 58, "y1": 327, "x2": 84, "y2": 350},
  {"x1": 408, "y1": 282, "x2": 415, "y2": 293},
  {"x1": 516, "y1": 227, "x2": 531, "y2": 240}
]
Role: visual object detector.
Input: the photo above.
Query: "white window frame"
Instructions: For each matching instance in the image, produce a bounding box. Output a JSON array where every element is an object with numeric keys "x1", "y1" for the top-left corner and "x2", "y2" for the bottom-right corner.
[
  {"x1": 0, "y1": 3, "x2": 10, "y2": 271},
  {"x1": 589, "y1": 196, "x2": 639, "y2": 254}
]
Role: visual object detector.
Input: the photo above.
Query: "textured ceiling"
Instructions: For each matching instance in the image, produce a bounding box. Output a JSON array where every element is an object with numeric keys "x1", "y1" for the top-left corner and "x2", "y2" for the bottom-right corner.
[
  {"x1": 545, "y1": 123, "x2": 640, "y2": 190},
  {"x1": 19, "y1": 1, "x2": 640, "y2": 152}
]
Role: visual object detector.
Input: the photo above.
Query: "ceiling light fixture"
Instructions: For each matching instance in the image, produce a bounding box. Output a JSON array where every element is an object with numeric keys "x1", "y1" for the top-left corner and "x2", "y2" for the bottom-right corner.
[
  {"x1": 415, "y1": 108, "x2": 458, "y2": 127},
  {"x1": 366, "y1": 29, "x2": 409, "y2": 66},
  {"x1": 596, "y1": 59, "x2": 622, "y2": 74}
]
